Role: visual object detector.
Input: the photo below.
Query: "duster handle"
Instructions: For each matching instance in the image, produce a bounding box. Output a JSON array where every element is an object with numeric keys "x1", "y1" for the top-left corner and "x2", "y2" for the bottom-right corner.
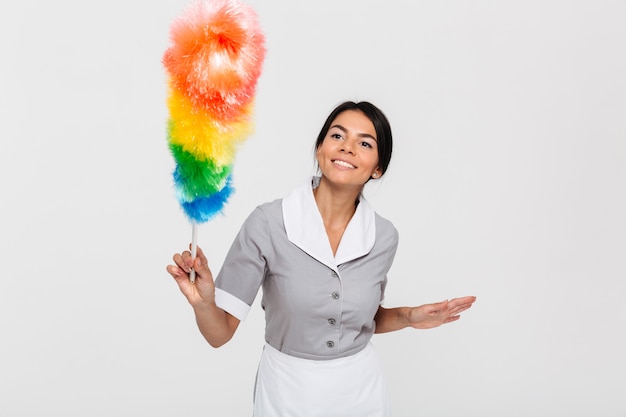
[{"x1": 190, "y1": 223, "x2": 198, "y2": 283}]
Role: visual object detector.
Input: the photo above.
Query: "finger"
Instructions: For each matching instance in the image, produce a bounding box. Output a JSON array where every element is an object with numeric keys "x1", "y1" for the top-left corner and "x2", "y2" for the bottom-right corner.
[
  {"x1": 183, "y1": 244, "x2": 207, "y2": 270},
  {"x1": 195, "y1": 245, "x2": 208, "y2": 266},
  {"x1": 166, "y1": 264, "x2": 199, "y2": 299},
  {"x1": 423, "y1": 300, "x2": 449, "y2": 316},
  {"x1": 452, "y1": 304, "x2": 472, "y2": 314},
  {"x1": 449, "y1": 300, "x2": 474, "y2": 311},
  {"x1": 449, "y1": 305, "x2": 471, "y2": 316},
  {"x1": 166, "y1": 264, "x2": 192, "y2": 289},
  {"x1": 443, "y1": 315, "x2": 461, "y2": 324},
  {"x1": 193, "y1": 255, "x2": 213, "y2": 281},
  {"x1": 172, "y1": 253, "x2": 185, "y2": 269},
  {"x1": 166, "y1": 264, "x2": 184, "y2": 278},
  {"x1": 446, "y1": 300, "x2": 476, "y2": 321},
  {"x1": 450, "y1": 296, "x2": 476, "y2": 305},
  {"x1": 180, "y1": 250, "x2": 193, "y2": 272},
  {"x1": 191, "y1": 246, "x2": 213, "y2": 281},
  {"x1": 447, "y1": 297, "x2": 476, "y2": 311}
]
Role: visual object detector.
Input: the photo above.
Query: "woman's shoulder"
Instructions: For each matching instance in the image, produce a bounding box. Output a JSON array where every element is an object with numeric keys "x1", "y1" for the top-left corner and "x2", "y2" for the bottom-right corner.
[
  {"x1": 242, "y1": 198, "x2": 284, "y2": 228},
  {"x1": 253, "y1": 197, "x2": 283, "y2": 216},
  {"x1": 374, "y1": 212, "x2": 399, "y2": 242}
]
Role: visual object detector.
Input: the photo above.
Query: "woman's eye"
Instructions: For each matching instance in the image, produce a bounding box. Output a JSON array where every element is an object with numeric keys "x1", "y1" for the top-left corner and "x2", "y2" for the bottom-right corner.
[
  {"x1": 331, "y1": 133, "x2": 343, "y2": 140},
  {"x1": 360, "y1": 141, "x2": 373, "y2": 148}
]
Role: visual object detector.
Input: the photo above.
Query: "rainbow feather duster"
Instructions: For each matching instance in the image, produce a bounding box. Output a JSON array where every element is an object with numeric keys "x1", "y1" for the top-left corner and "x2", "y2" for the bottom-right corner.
[{"x1": 163, "y1": 0, "x2": 265, "y2": 280}]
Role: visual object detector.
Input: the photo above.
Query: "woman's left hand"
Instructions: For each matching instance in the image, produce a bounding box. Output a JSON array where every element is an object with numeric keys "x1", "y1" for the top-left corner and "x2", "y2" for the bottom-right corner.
[{"x1": 407, "y1": 296, "x2": 476, "y2": 329}]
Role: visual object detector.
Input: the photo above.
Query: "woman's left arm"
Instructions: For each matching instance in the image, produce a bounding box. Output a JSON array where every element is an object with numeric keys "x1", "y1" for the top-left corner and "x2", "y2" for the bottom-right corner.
[{"x1": 374, "y1": 296, "x2": 476, "y2": 333}]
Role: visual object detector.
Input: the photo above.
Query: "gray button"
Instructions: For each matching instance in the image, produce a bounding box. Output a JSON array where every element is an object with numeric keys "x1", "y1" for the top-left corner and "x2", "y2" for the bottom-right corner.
[
  {"x1": 331, "y1": 292, "x2": 340, "y2": 300},
  {"x1": 326, "y1": 341, "x2": 335, "y2": 348},
  {"x1": 328, "y1": 318, "x2": 336, "y2": 326}
]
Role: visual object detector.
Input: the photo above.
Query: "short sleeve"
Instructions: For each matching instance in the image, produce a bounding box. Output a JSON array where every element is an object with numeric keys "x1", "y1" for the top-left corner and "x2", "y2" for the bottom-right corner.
[{"x1": 214, "y1": 207, "x2": 272, "y2": 321}]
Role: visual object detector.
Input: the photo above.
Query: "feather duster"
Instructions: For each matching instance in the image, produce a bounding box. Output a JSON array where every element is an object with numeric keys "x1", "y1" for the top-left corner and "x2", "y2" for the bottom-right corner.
[{"x1": 163, "y1": 0, "x2": 265, "y2": 281}]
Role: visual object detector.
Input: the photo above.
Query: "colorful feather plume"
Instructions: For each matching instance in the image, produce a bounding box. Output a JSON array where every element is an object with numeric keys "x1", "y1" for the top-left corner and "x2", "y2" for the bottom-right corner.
[{"x1": 163, "y1": 0, "x2": 265, "y2": 280}]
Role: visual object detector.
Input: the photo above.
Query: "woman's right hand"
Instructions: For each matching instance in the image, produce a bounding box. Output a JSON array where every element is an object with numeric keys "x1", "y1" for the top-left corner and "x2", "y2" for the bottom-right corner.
[
  {"x1": 166, "y1": 245, "x2": 216, "y2": 308},
  {"x1": 166, "y1": 245, "x2": 240, "y2": 348}
]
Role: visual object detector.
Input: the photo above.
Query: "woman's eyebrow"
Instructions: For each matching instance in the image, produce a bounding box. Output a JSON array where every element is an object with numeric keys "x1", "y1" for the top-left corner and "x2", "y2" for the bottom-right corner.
[{"x1": 330, "y1": 124, "x2": 377, "y2": 141}]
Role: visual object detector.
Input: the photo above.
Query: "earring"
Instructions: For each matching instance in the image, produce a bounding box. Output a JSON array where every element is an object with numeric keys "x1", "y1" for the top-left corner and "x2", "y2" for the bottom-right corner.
[{"x1": 372, "y1": 172, "x2": 379, "y2": 178}]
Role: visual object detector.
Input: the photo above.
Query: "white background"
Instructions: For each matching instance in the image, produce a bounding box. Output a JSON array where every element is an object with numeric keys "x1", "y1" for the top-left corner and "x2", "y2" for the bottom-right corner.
[{"x1": 1, "y1": 1, "x2": 625, "y2": 416}]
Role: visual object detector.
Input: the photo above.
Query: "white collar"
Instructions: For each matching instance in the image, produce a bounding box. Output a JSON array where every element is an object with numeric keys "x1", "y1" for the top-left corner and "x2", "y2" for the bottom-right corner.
[{"x1": 282, "y1": 177, "x2": 376, "y2": 270}]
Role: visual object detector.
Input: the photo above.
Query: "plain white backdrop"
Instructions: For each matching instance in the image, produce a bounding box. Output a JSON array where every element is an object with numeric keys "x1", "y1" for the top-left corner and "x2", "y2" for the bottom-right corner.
[{"x1": 1, "y1": 0, "x2": 625, "y2": 416}]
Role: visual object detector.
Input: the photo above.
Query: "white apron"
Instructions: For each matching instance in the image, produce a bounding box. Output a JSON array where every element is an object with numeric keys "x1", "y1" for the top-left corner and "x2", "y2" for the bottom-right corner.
[{"x1": 253, "y1": 342, "x2": 390, "y2": 417}]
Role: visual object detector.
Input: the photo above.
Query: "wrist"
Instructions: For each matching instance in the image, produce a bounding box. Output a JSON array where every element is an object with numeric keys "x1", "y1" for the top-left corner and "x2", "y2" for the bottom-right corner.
[
  {"x1": 191, "y1": 298, "x2": 217, "y2": 315},
  {"x1": 400, "y1": 306, "x2": 412, "y2": 328}
]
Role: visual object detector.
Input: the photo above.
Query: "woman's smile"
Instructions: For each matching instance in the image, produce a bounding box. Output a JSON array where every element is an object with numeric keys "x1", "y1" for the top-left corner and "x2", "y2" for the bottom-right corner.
[
  {"x1": 316, "y1": 109, "x2": 380, "y2": 186},
  {"x1": 332, "y1": 159, "x2": 356, "y2": 169}
]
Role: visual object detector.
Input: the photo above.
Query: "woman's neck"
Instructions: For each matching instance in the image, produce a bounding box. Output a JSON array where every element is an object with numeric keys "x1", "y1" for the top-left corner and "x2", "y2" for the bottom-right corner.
[
  {"x1": 313, "y1": 177, "x2": 362, "y2": 255},
  {"x1": 314, "y1": 178, "x2": 360, "y2": 217}
]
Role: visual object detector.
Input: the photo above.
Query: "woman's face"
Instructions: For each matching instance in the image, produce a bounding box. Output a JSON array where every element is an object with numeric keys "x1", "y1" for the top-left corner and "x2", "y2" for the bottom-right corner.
[{"x1": 316, "y1": 110, "x2": 381, "y2": 188}]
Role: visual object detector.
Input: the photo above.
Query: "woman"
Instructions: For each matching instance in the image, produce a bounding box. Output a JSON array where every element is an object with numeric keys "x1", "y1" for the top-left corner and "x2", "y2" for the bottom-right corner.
[{"x1": 166, "y1": 101, "x2": 476, "y2": 416}]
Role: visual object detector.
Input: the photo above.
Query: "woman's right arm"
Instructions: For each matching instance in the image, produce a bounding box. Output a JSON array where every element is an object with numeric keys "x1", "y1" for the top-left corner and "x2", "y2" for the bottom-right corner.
[{"x1": 166, "y1": 246, "x2": 240, "y2": 348}]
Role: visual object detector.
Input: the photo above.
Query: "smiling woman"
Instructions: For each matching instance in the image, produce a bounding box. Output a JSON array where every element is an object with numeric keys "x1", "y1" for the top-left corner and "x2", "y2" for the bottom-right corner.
[
  {"x1": 166, "y1": 100, "x2": 476, "y2": 416},
  {"x1": 316, "y1": 109, "x2": 381, "y2": 190},
  {"x1": 314, "y1": 101, "x2": 393, "y2": 179}
]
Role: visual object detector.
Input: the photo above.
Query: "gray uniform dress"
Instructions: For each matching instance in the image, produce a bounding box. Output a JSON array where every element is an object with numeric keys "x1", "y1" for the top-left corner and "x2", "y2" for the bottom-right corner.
[{"x1": 214, "y1": 177, "x2": 399, "y2": 415}]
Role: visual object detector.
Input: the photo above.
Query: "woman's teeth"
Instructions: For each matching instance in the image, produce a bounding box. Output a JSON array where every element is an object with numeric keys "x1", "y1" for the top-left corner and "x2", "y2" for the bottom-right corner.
[{"x1": 333, "y1": 160, "x2": 355, "y2": 168}]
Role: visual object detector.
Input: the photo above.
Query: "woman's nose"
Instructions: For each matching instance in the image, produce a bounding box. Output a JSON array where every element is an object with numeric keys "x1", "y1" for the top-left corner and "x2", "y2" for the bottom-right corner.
[{"x1": 340, "y1": 139, "x2": 355, "y2": 154}]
